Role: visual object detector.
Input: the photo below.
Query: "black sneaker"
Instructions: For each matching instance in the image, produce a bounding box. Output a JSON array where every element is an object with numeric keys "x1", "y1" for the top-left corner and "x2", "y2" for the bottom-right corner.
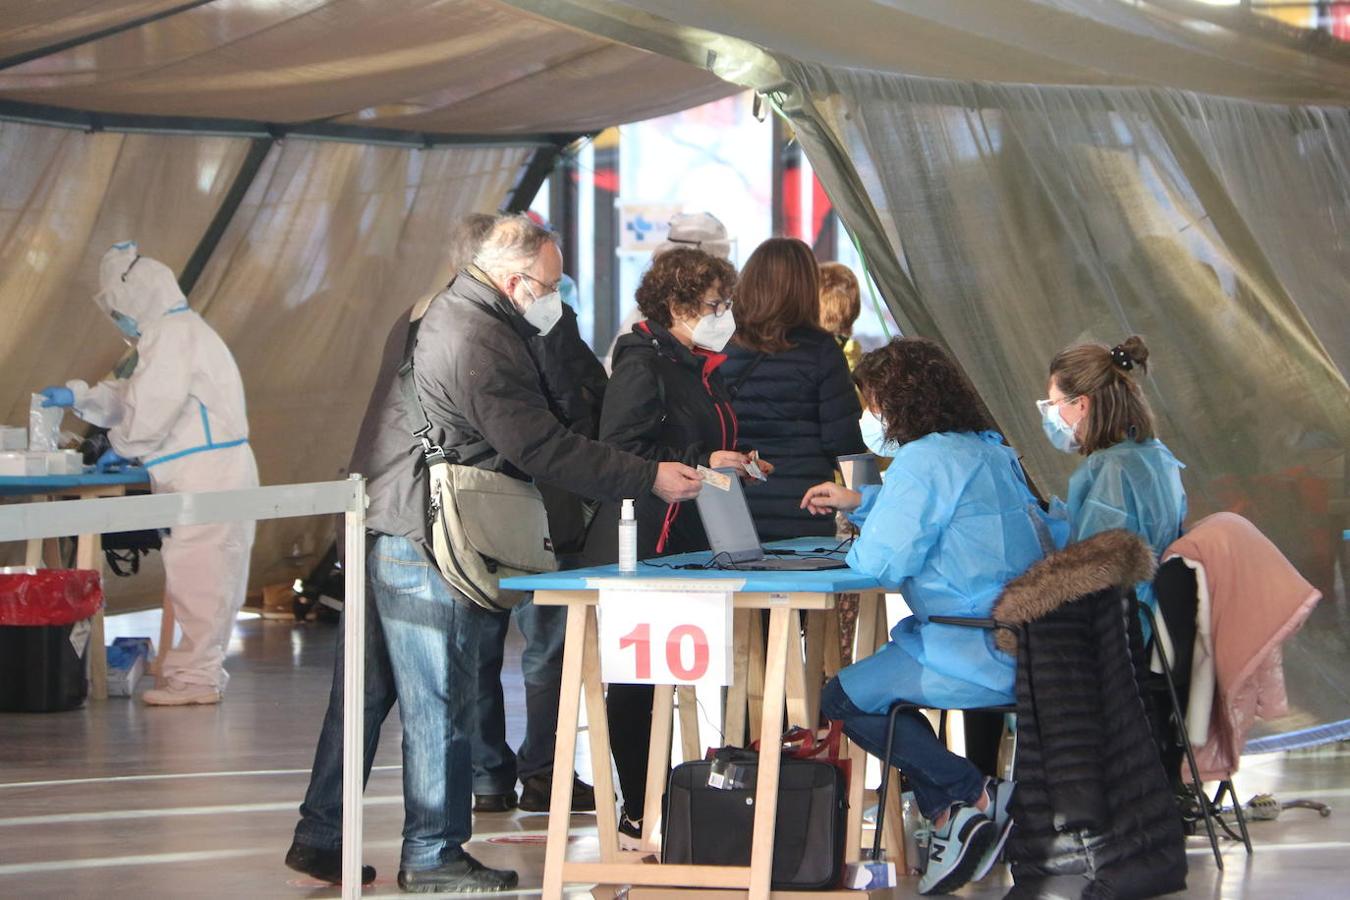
[
  {"x1": 397, "y1": 854, "x2": 519, "y2": 893},
  {"x1": 473, "y1": 789, "x2": 518, "y2": 813},
  {"x1": 618, "y1": 812, "x2": 644, "y2": 851},
  {"x1": 518, "y1": 773, "x2": 596, "y2": 813},
  {"x1": 284, "y1": 840, "x2": 376, "y2": 885}
]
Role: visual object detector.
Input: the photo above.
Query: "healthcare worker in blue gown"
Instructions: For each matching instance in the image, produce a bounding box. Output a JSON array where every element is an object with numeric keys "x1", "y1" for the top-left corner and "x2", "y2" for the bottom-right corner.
[
  {"x1": 809, "y1": 338, "x2": 1060, "y2": 896},
  {"x1": 41, "y1": 242, "x2": 258, "y2": 706},
  {"x1": 1038, "y1": 335, "x2": 1186, "y2": 617}
]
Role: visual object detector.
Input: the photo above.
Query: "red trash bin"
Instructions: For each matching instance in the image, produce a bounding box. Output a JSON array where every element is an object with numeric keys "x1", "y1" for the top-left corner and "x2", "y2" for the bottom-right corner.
[{"x1": 0, "y1": 569, "x2": 103, "y2": 712}]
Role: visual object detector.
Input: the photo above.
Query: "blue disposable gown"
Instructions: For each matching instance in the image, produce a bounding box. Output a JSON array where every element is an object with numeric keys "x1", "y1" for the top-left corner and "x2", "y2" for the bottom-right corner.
[
  {"x1": 1066, "y1": 438, "x2": 1187, "y2": 612},
  {"x1": 836, "y1": 431, "x2": 1054, "y2": 713}
]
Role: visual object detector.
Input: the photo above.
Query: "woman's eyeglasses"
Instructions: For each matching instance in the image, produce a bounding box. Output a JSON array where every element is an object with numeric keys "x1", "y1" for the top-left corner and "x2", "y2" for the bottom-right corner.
[{"x1": 702, "y1": 298, "x2": 733, "y2": 317}]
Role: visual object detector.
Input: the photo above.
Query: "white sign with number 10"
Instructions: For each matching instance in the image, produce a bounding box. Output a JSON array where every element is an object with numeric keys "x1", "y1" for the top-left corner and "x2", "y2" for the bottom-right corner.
[{"x1": 597, "y1": 587, "x2": 733, "y2": 687}]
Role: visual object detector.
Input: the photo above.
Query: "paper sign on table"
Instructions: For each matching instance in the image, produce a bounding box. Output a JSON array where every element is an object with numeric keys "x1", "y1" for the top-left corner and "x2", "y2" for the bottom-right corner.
[{"x1": 598, "y1": 588, "x2": 732, "y2": 687}]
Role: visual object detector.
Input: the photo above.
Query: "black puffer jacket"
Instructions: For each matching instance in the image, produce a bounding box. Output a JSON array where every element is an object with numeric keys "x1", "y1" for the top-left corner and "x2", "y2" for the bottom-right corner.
[
  {"x1": 584, "y1": 321, "x2": 737, "y2": 563},
  {"x1": 992, "y1": 530, "x2": 1188, "y2": 900},
  {"x1": 720, "y1": 327, "x2": 865, "y2": 540}
]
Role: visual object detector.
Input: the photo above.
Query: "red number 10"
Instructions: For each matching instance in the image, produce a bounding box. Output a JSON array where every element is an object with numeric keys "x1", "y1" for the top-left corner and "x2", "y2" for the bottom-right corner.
[{"x1": 619, "y1": 622, "x2": 710, "y2": 681}]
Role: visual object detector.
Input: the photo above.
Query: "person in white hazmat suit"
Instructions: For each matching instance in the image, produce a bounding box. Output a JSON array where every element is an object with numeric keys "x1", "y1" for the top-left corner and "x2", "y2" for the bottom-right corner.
[{"x1": 41, "y1": 242, "x2": 259, "y2": 706}]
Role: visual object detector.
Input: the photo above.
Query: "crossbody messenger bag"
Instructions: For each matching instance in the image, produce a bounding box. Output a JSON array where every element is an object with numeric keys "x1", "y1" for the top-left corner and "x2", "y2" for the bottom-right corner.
[{"x1": 397, "y1": 320, "x2": 557, "y2": 612}]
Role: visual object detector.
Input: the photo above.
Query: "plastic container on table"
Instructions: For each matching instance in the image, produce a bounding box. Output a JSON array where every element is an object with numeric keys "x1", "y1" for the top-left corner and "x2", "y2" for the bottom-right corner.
[{"x1": 0, "y1": 569, "x2": 104, "y2": 712}]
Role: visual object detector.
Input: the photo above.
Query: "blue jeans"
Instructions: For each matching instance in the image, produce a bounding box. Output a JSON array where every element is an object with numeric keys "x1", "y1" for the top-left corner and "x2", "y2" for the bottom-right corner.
[
  {"x1": 369, "y1": 535, "x2": 478, "y2": 870},
  {"x1": 468, "y1": 594, "x2": 568, "y2": 793},
  {"x1": 293, "y1": 565, "x2": 397, "y2": 852},
  {"x1": 820, "y1": 677, "x2": 985, "y2": 821}
]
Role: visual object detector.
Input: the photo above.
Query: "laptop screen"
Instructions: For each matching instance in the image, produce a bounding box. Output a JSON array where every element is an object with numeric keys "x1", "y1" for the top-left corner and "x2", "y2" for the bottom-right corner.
[{"x1": 694, "y1": 468, "x2": 763, "y2": 563}]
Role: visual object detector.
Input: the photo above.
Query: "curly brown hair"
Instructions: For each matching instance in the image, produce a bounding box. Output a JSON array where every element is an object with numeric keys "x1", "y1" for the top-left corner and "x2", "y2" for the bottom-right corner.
[
  {"x1": 853, "y1": 337, "x2": 993, "y2": 446},
  {"x1": 635, "y1": 247, "x2": 737, "y2": 328}
]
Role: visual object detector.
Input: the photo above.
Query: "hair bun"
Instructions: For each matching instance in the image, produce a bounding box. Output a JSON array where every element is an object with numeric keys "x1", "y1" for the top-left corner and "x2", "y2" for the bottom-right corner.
[{"x1": 1111, "y1": 335, "x2": 1149, "y2": 373}]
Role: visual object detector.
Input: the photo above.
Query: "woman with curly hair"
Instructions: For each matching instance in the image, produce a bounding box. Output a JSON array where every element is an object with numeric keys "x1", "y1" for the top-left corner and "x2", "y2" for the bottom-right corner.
[
  {"x1": 805, "y1": 337, "x2": 1055, "y2": 895},
  {"x1": 584, "y1": 247, "x2": 772, "y2": 847}
]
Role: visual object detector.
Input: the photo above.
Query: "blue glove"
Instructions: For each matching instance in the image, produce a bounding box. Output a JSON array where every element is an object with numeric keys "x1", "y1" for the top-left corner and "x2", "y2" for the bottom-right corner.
[
  {"x1": 40, "y1": 386, "x2": 75, "y2": 408},
  {"x1": 97, "y1": 449, "x2": 133, "y2": 472}
]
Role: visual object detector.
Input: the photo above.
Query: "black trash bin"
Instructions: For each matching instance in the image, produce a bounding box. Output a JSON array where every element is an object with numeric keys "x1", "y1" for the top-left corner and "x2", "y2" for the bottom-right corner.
[{"x1": 0, "y1": 569, "x2": 103, "y2": 712}]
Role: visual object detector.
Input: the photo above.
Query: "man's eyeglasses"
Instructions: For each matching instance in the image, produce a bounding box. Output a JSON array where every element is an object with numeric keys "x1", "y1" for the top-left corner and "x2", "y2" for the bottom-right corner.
[{"x1": 514, "y1": 272, "x2": 561, "y2": 294}]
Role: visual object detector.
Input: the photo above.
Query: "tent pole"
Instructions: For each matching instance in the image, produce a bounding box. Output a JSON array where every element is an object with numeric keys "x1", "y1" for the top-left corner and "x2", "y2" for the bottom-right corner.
[
  {"x1": 0, "y1": 1, "x2": 218, "y2": 73},
  {"x1": 504, "y1": 144, "x2": 565, "y2": 213},
  {"x1": 178, "y1": 137, "x2": 275, "y2": 299}
]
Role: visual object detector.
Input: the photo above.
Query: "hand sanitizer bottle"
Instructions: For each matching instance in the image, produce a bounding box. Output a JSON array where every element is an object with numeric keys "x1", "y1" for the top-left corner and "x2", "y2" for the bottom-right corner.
[{"x1": 618, "y1": 499, "x2": 638, "y2": 574}]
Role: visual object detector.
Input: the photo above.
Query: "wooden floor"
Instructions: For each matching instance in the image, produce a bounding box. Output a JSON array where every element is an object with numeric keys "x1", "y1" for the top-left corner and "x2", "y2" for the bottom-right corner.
[{"x1": 1, "y1": 610, "x2": 1348, "y2": 898}]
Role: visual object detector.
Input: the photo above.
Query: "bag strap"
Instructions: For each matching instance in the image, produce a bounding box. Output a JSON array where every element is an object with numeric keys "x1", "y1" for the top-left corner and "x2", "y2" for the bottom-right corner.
[
  {"x1": 397, "y1": 301, "x2": 493, "y2": 467},
  {"x1": 727, "y1": 352, "x2": 767, "y2": 398}
]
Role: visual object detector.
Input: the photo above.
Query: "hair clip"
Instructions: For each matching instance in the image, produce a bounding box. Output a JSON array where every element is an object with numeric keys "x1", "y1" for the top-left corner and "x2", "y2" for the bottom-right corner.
[{"x1": 1110, "y1": 345, "x2": 1133, "y2": 371}]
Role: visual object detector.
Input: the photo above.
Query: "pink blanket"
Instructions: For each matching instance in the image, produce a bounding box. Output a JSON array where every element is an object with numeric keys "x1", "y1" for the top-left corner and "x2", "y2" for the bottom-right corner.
[{"x1": 1165, "y1": 512, "x2": 1321, "y2": 781}]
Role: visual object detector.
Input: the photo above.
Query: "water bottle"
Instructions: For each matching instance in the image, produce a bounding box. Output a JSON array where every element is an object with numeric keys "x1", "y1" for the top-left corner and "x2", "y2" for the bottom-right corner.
[{"x1": 618, "y1": 499, "x2": 637, "y2": 573}]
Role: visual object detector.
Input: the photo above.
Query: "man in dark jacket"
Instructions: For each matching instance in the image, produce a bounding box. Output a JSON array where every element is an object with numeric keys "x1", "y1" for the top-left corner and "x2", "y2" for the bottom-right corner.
[
  {"x1": 467, "y1": 301, "x2": 608, "y2": 814},
  {"x1": 289, "y1": 215, "x2": 702, "y2": 894},
  {"x1": 287, "y1": 213, "x2": 496, "y2": 889}
]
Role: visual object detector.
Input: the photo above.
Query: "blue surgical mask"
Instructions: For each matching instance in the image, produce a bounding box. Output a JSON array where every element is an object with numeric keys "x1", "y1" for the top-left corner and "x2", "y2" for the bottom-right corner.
[
  {"x1": 860, "y1": 408, "x2": 899, "y2": 457},
  {"x1": 111, "y1": 311, "x2": 141, "y2": 341},
  {"x1": 1038, "y1": 399, "x2": 1080, "y2": 453}
]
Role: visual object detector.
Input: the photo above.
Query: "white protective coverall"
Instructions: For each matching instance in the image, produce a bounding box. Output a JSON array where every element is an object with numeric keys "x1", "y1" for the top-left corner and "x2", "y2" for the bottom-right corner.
[{"x1": 70, "y1": 243, "x2": 259, "y2": 690}]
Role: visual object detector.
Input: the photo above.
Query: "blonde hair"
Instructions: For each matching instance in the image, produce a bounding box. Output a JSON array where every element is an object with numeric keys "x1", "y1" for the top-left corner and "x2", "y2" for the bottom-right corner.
[
  {"x1": 1049, "y1": 335, "x2": 1155, "y2": 456},
  {"x1": 818, "y1": 262, "x2": 861, "y2": 337}
]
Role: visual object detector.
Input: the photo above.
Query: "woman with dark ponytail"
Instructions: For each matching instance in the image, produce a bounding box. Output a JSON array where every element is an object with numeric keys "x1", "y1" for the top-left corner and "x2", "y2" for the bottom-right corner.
[{"x1": 1039, "y1": 335, "x2": 1186, "y2": 612}]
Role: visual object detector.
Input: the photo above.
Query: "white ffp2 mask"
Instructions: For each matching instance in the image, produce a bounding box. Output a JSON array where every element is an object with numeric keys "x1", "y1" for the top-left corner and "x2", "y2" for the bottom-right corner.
[
  {"x1": 690, "y1": 309, "x2": 735, "y2": 352},
  {"x1": 520, "y1": 283, "x2": 563, "y2": 335}
]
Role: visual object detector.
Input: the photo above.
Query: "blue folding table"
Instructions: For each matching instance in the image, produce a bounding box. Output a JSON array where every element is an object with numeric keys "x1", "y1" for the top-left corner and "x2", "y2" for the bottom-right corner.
[
  {"x1": 503, "y1": 537, "x2": 891, "y2": 898},
  {"x1": 1, "y1": 468, "x2": 151, "y2": 699}
]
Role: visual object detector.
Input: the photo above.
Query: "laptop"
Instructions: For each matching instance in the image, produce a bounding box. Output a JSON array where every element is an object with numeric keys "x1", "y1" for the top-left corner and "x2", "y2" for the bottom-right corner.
[{"x1": 695, "y1": 468, "x2": 849, "y2": 571}]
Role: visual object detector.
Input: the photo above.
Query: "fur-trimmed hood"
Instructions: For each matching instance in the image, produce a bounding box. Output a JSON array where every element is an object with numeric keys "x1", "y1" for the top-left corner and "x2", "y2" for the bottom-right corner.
[{"x1": 993, "y1": 529, "x2": 1156, "y2": 652}]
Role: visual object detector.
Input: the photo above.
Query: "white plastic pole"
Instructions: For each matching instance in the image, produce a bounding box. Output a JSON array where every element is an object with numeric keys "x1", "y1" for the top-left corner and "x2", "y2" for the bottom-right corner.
[{"x1": 342, "y1": 475, "x2": 368, "y2": 900}]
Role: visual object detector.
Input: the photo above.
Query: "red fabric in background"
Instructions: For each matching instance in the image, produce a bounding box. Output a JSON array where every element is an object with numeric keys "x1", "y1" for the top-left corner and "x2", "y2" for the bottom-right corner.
[{"x1": 0, "y1": 570, "x2": 103, "y2": 626}]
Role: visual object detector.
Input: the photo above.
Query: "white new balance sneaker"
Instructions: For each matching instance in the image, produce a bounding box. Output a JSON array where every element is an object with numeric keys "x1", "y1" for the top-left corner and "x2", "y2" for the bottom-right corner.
[{"x1": 919, "y1": 802, "x2": 995, "y2": 895}]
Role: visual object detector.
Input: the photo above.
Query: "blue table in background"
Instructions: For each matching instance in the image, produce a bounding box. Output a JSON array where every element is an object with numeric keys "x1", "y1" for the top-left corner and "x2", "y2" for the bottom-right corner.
[
  {"x1": 0, "y1": 467, "x2": 150, "y2": 498},
  {"x1": 503, "y1": 537, "x2": 890, "y2": 898},
  {"x1": 0, "y1": 467, "x2": 151, "y2": 699}
]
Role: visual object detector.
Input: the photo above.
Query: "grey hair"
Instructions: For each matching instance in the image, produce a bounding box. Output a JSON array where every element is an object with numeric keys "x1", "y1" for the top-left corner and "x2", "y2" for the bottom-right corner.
[
  {"x1": 448, "y1": 212, "x2": 500, "y2": 272},
  {"x1": 472, "y1": 214, "x2": 558, "y2": 277}
]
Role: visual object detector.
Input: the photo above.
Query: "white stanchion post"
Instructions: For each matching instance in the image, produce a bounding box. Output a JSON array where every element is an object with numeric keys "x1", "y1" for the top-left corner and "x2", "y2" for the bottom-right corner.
[{"x1": 342, "y1": 476, "x2": 368, "y2": 900}]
